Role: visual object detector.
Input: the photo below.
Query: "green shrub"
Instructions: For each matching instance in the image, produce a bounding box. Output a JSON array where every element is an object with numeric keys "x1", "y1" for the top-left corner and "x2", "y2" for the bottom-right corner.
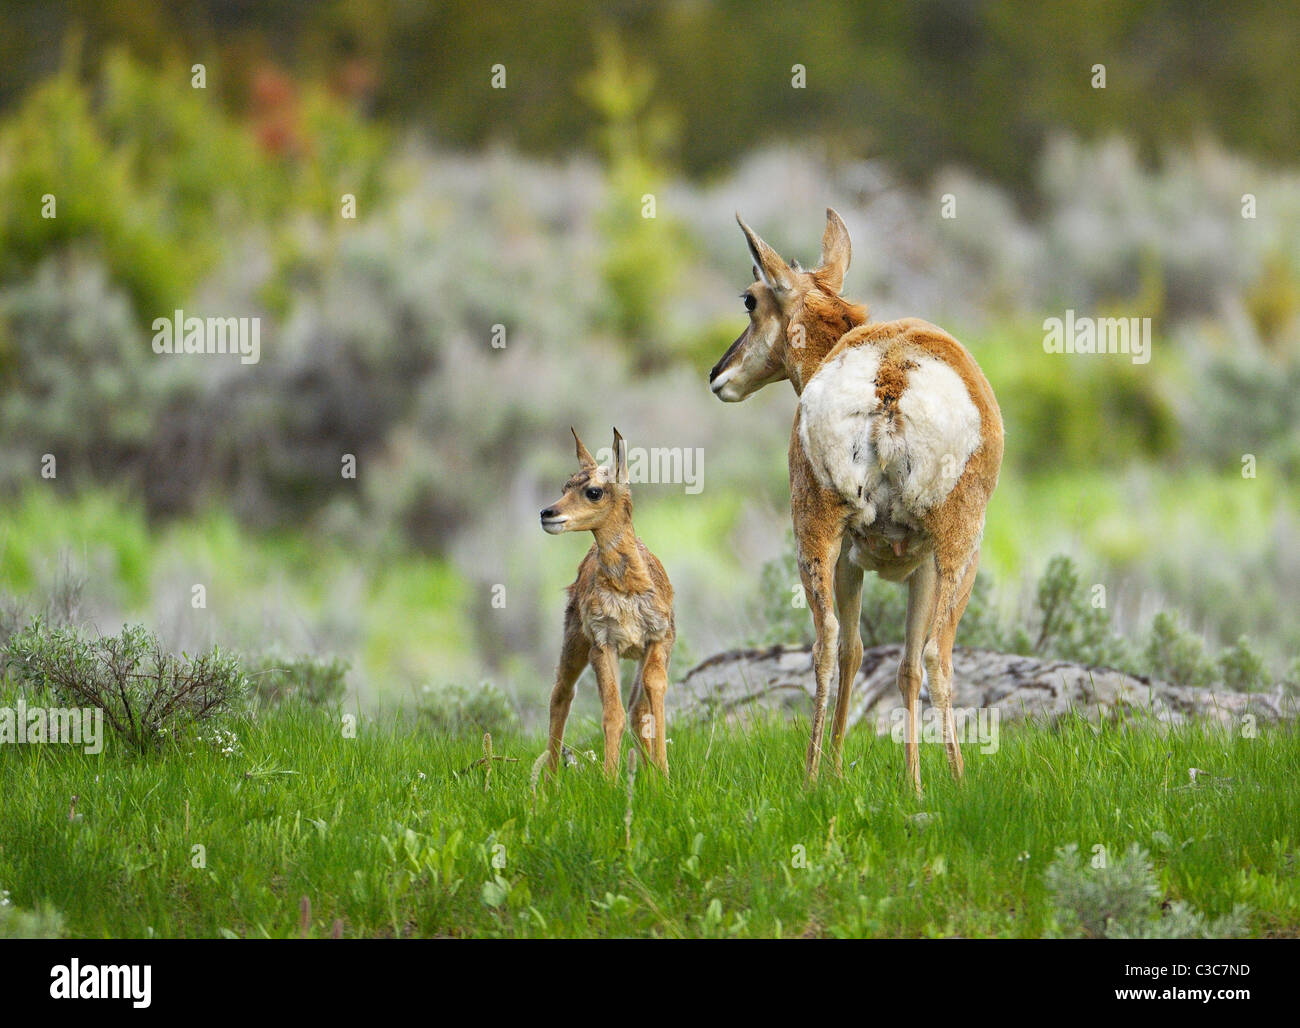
[
  {"x1": 1045, "y1": 843, "x2": 1248, "y2": 939},
  {"x1": 580, "y1": 31, "x2": 694, "y2": 369},
  {"x1": 1216, "y1": 635, "x2": 1270, "y2": 693},
  {"x1": 243, "y1": 653, "x2": 349, "y2": 708},
  {"x1": 956, "y1": 572, "x2": 1011, "y2": 651},
  {"x1": 1283, "y1": 657, "x2": 1300, "y2": 698},
  {"x1": 416, "y1": 681, "x2": 518, "y2": 738},
  {"x1": 751, "y1": 547, "x2": 1277, "y2": 694},
  {"x1": 0, "y1": 891, "x2": 63, "y2": 939},
  {"x1": 753, "y1": 546, "x2": 813, "y2": 647},
  {"x1": 5, "y1": 622, "x2": 247, "y2": 752},
  {"x1": 0, "y1": 49, "x2": 390, "y2": 321},
  {"x1": 0, "y1": 562, "x2": 86, "y2": 649},
  {"x1": 1143, "y1": 611, "x2": 1216, "y2": 688},
  {"x1": 0, "y1": 257, "x2": 172, "y2": 491},
  {"x1": 1030, "y1": 555, "x2": 1133, "y2": 669},
  {"x1": 0, "y1": 62, "x2": 189, "y2": 320},
  {"x1": 754, "y1": 547, "x2": 1114, "y2": 660}
]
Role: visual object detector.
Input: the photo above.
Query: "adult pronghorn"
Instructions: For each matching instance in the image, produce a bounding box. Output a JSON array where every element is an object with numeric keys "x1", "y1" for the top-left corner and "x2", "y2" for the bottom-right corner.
[{"x1": 709, "y1": 209, "x2": 1003, "y2": 790}]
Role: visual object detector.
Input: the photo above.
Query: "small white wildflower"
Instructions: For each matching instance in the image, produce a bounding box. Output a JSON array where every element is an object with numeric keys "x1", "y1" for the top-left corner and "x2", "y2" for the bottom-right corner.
[
  {"x1": 1, "y1": 890, "x2": 10, "y2": 907},
  {"x1": 417, "y1": 772, "x2": 426, "y2": 780}
]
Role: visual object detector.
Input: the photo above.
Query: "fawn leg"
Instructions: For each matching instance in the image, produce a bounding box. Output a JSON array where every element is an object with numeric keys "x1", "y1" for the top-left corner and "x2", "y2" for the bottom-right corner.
[
  {"x1": 545, "y1": 624, "x2": 588, "y2": 775},
  {"x1": 589, "y1": 645, "x2": 626, "y2": 776},
  {"x1": 640, "y1": 638, "x2": 671, "y2": 777},
  {"x1": 628, "y1": 661, "x2": 651, "y2": 761}
]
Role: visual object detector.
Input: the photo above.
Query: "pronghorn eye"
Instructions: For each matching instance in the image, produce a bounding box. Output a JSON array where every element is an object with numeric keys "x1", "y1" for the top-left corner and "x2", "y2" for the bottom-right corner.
[
  {"x1": 743, "y1": 293, "x2": 757, "y2": 312},
  {"x1": 585, "y1": 487, "x2": 603, "y2": 502}
]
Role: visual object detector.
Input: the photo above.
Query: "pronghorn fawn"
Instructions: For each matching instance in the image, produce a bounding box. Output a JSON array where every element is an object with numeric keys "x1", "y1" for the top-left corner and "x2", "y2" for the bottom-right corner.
[
  {"x1": 537, "y1": 428, "x2": 675, "y2": 779},
  {"x1": 709, "y1": 209, "x2": 1003, "y2": 791}
]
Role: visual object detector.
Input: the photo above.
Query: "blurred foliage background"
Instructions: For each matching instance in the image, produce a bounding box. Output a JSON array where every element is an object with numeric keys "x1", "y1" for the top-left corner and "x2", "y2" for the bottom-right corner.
[{"x1": 0, "y1": 1, "x2": 1297, "y2": 721}]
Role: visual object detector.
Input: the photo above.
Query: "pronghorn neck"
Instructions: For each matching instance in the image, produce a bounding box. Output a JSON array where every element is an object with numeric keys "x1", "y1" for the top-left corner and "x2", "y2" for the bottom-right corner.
[{"x1": 784, "y1": 292, "x2": 869, "y2": 395}]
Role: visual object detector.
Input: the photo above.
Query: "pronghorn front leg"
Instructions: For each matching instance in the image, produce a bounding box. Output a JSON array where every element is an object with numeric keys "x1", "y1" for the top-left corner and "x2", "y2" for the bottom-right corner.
[
  {"x1": 589, "y1": 645, "x2": 626, "y2": 776},
  {"x1": 795, "y1": 523, "x2": 844, "y2": 784}
]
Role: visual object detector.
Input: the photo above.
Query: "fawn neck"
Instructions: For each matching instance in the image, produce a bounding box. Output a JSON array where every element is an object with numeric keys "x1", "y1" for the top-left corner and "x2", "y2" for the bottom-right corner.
[{"x1": 590, "y1": 500, "x2": 650, "y2": 591}]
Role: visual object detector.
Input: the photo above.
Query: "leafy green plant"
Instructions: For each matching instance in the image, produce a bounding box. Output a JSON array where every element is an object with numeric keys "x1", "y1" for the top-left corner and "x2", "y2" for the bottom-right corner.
[
  {"x1": 5, "y1": 622, "x2": 247, "y2": 752},
  {"x1": 1045, "y1": 843, "x2": 1248, "y2": 939},
  {"x1": 243, "y1": 652, "x2": 349, "y2": 708},
  {"x1": 0, "y1": 891, "x2": 63, "y2": 939},
  {"x1": 0, "y1": 565, "x2": 84, "y2": 649},
  {"x1": 1029, "y1": 556, "x2": 1133, "y2": 668},
  {"x1": 756, "y1": 547, "x2": 1106, "y2": 658},
  {"x1": 580, "y1": 30, "x2": 693, "y2": 369},
  {"x1": 1283, "y1": 657, "x2": 1300, "y2": 698},
  {"x1": 1144, "y1": 611, "x2": 1216, "y2": 688},
  {"x1": 1217, "y1": 636, "x2": 1271, "y2": 693},
  {"x1": 415, "y1": 681, "x2": 518, "y2": 738}
]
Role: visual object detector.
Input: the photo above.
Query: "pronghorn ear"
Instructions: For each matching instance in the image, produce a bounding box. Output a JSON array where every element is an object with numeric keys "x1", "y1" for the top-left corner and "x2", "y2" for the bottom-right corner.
[
  {"x1": 571, "y1": 427, "x2": 597, "y2": 471},
  {"x1": 611, "y1": 427, "x2": 629, "y2": 485},
  {"x1": 818, "y1": 207, "x2": 851, "y2": 294},
  {"x1": 737, "y1": 213, "x2": 796, "y2": 295}
]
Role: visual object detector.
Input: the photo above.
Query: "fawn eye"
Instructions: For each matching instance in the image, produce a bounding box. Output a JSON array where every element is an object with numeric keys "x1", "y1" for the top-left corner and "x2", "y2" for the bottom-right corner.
[
  {"x1": 585, "y1": 487, "x2": 603, "y2": 501},
  {"x1": 743, "y1": 293, "x2": 757, "y2": 312}
]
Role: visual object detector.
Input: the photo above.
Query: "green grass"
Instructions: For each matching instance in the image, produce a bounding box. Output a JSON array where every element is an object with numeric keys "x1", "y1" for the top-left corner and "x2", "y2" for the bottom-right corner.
[{"x1": 1, "y1": 701, "x2": 1297, "y2": 938}]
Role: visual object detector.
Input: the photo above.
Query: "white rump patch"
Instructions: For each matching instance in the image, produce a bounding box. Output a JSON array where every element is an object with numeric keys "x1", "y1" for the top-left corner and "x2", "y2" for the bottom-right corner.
[{"x1": 798, "y1": 347, "x2": 982, "y2": 529}]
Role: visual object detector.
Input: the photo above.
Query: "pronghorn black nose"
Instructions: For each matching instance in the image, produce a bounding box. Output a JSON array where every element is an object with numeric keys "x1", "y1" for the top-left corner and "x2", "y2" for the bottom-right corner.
[{"x1": 540, "y1": 507, "x2": 557, "y2": 520}]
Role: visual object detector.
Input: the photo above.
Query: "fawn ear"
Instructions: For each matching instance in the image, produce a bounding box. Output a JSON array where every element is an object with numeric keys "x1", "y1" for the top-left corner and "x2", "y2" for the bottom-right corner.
[
  {"x1": 571, "y1": 427, "x2": 597, "y2": 471},
  {"x1": 612, "y1": 427, "x2": 629, "y2": 485},
  {"x1": 818, "y1": 207, "x2": 851, "y2": 294},
  {"x1": 737, "y1": 213, "x2": 796, "y2": 295}
]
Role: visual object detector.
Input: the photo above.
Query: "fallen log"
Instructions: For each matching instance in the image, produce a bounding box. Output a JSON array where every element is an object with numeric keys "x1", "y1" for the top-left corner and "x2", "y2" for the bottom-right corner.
[{"x1": 677, "y1": 644, "x2": 1295, "y2": 732}]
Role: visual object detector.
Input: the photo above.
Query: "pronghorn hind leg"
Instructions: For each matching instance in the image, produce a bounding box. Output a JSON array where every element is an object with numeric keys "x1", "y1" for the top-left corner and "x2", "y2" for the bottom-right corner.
[
  {"x1": 829, "y1": 547, "x2": 865, "y2": 777},
  {"x1": 925, "y1": 549, "x2": 981, "y2": 781},
  {"x1": 900, "y1": 557, "x2": 939, "y2": 794}
]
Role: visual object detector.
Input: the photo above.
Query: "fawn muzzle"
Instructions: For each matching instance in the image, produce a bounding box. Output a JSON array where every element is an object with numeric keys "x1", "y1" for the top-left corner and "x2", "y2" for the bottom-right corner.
[{"x1": 540, "y1": 506, "x2": 568, "y2": 533}]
